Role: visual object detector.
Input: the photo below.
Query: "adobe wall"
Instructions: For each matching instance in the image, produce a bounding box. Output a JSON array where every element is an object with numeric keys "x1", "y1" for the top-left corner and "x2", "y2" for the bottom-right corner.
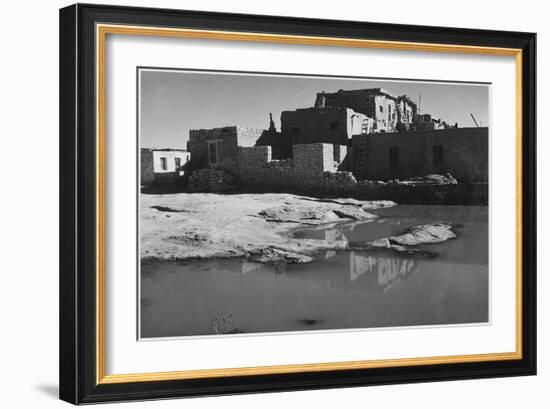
[
  {"x1": 373, "y1": 95, "x2": 398, "y2": 132},
  {"x1": 188, "y1": 126, "x2": 238, "y2": 170},
  {"x1": 187, "y1": 126, "x2": 263, "y2": 173},
  {"x1": 152, "y1": 150, "x2": 190, "y2": 173},
  {"x1": 236, "y1": 127, "x2": 264, "y2": 147},
  {"x1": 255, "y1": 130, "x2": 292, "y2": 159},
  {"x1": 140, "y1": 149, "x2": 190, "y2": 185},
  {"x1": 314, "y1": 91, "x2": 398, "y2": 132},
  {"x1": 316, "y1": 91, "x2": 375, "y2": 118},
  {"x1": 140, "y1": 150, "x2": 155, "y2": 185},
  {"x1": 353, "y1": 127, "x2": 489, "y2": 183},
  {"x1": 281, "y1": 107, "x2": 355, "y2": 147},
  {"x1": 294, "y1": 144, "x2": 337, "y2": 186},
  {"x1": 187, "y1": 140, "x2": 487, "y2": 204},
  {"x1": 236, "y1": 143, "x2": 339, "y2": 189}
]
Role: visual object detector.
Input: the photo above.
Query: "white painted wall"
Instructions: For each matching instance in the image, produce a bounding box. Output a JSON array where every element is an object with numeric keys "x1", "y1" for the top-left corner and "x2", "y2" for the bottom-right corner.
[
  {"x1": 1, "y1": 0, "x2": 547, "y2": 408},
  {"x1": 152, "y1": 150, "x2": 190, "y2": 173}
]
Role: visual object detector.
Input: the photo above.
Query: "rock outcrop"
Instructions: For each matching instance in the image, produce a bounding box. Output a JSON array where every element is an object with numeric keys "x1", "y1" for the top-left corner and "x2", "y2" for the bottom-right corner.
[
  {"x1": 351, "y1": 223, "x2": 456, "y2": 256},
  {"x1": 389, "y1": 223, "x2": 456, "y2": 246},
  {"x1": 141, "y1": 193, "x2": 391, "y2": 264}
]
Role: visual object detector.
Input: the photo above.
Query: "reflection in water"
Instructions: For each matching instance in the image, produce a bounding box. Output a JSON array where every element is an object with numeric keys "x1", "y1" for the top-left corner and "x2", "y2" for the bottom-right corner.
[
  {"x1": 349, "y1": 252, "x2": 417, "y2": 290},
  {"x1": 141, "y1": 205, "x2": 488, "y2": 338},
  {"x1": 241, "y1": 261, "x2": 262, "y2": 274}
]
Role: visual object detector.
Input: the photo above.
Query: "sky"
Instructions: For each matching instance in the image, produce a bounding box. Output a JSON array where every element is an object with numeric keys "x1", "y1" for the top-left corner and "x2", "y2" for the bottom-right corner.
[{"x1": 139, "y1": 69, "x2": 489, "y2": 149}]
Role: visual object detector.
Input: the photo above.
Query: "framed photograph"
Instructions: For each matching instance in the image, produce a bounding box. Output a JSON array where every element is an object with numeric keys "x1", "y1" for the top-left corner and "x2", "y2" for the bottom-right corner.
[{"x1": 59, "y1": 3, "x2": 536, "y2": 404}]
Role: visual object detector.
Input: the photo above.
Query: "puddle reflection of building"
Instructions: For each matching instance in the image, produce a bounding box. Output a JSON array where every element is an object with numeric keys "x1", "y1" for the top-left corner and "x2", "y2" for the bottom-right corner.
[
  {"x1": 349, "y1": 251, "x2": 418, "y2": 291},
  {"x1": 290, "y1": 248, "x2": 419, "y2": 292},
  {"x1": 303, "y1": 226, "x2": 347, "y2": 243},
  {"x1": 241, "y1": 261, "x2": 263, "y2": 274}
]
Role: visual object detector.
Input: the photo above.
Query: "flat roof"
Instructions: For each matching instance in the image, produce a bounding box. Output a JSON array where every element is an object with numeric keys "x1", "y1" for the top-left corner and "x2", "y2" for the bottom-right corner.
[{"x1": 141, "y1": 148, "x2": 189, "y2": 152}]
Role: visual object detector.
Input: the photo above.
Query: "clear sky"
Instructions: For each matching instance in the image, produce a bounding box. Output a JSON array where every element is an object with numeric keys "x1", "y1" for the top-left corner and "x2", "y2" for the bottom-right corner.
[{"x1": 139, "y1": 69, "x2": 489, "y2": 149}]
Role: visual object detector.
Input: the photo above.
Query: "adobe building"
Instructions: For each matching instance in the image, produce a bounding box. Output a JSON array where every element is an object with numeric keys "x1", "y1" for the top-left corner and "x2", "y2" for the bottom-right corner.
[
  {"x1": 281, "y1": 106, "x2": 372, "y2": 146},
  {"x1": 187, "y1": 125, "x2": 264, "y2": 174},
  {"x1": 314, "y1": 88, "x2": 418, "y2": 132},
  {"x1": 237, "y1": 143, "x2": 349, "y2": 189},
  {"x1": 257, "y1": 106, "x2": 372, "y2": 163},
  {"x1": 140, "y1": 148, "x2": 190, "y2": 185},
  {"x1": 183, "y1": 87, "x2": 487, "y2": 202},
  {"x1": 254, "y1": 113, "x2": 292, "y2": 159},
  {"x1": 414, "y1": 113, "x2": 452, "y2": 131},
  {"x1": 351, "y1": 127, "x2": 488, "y2": 183}
]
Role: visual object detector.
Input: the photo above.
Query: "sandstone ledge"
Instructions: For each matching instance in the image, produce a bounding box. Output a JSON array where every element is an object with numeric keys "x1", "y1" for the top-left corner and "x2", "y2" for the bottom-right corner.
[
  {"x1": 141, "y1": 193, "x2": 395, "y2": 264},
  {"x1": 350, "y1": 223, "x2": 456, "y2": 256}
]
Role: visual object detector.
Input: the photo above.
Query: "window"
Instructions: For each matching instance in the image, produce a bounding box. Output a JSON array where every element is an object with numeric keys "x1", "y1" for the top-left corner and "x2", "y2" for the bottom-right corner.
[
  {"x1": 292, "y1": 127, "x2": 301, "y2": 134},
  {"x1": 379, "y1": 105, "x2": 383, "y2": 113},
  {"x1": 333, "y1": 144, "x2": 340, "y2": 163},
  {"x1": 389, "y1": 147, "x2": 399, "y2": 167},
  {"x1": 208, "y1": 141, "x2": 218, "y2": 165},
  {"x1": 329, "y1": 121, "x2": 339, "y2": 130},
  {"x1": 433, "y1": 145, "x2": 444, "y2": 165},
  {"x1": 174, "y1": 157, "x2": 181, "y2": 169},
  {"x1": 160, "y1": 157, "x2": 168, "y2": 171}
]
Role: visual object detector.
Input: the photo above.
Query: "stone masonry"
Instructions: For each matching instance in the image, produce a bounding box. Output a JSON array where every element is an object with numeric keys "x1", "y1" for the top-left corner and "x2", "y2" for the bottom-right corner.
[
  {"x1": 235, "y1": 143, "x2": 352, "y2": 191},
  {"x1": 187, "y1": 126, "x2": 263, "y2": 173}
]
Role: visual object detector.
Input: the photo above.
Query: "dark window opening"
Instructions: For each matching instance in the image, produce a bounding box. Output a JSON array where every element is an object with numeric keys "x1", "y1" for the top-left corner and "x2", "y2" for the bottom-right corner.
[
  {"x1": 433, "y1": 145, "x2": 444, "y2": 165},
  {"x1": 389, "y1": 147, "x2": 399, "y2": 167},
  {"x1": 379, "y1": 105, "x2": 383, "y2": 113},
  {"x1": 174, "y1": 157, "x2": 181, "y2": 169},
  {"x1": 292, "y1": 127, "x2": 301, "y2": 134},
  {"x1": 160, "y1": 157, "x2": 168, "y2": 171},
  {"x1": 333, "y1": 144, "x2": 340, "y2": 163},
  {"x1": 208, "y1": 142, "x2": 218, "y2": 164},
  {"x1": 329, "y1": 121, "x2": 339, "y2": 130}
]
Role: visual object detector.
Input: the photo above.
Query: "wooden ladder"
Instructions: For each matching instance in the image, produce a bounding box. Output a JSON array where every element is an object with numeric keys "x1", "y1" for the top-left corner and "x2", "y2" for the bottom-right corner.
[{"x1": 354, "y1": 131, "x2": 368, "y2": 179}]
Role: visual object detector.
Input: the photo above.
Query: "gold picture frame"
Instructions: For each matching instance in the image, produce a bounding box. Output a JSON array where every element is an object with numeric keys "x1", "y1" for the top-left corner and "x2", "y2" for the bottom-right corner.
[{"x1": 60, "y1": 4, "x2": 536, "y2": 404}]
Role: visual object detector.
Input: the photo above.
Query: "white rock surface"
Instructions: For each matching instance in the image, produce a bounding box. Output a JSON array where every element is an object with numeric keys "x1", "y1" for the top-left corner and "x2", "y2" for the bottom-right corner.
[
  {"x1": 389, "y1": 223, "x2": 456, "y2": 246},
  {"x1": 140, "y1": 193, "x2": 382, "y2": 263}
]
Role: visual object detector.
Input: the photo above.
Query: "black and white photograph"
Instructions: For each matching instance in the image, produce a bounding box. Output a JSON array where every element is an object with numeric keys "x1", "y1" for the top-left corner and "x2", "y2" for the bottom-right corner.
[
  {"x1": 51, "y1": 2, "x2": 539, "y2": 405},
  {"x1": 138, "y1": 68, "x2": 489, "y2": 339}
]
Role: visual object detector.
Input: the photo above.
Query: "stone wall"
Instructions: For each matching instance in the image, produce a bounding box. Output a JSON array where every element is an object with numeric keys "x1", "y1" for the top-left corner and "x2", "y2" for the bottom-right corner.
[
  {"x1": 186, "y1": 140, "x2": 487, "y2": 204},
  {"x1": 235, "y1": 143, "x2": 342, "y2": 190},
  {"x1": 188, "y1": 126, "x2": 237, "y2": 170},
  {"x1": 187, "y1": 168, "x2": 237, "y2": 192},
  {"x1": 324, "y1": 171, "x2": 357, "y2": 190},
  {"x1": 293, "y1": 144, "x2": 337, "y2": 187},
  {"x1": 187, "y1": 126, "x2": 263, "y2": 173},
  {"x1": 236, "y1": 127, "x2": 264, "y2": 147},
  {"x1": 238, "y1": 146, "x2": 295, "y2": 188}
]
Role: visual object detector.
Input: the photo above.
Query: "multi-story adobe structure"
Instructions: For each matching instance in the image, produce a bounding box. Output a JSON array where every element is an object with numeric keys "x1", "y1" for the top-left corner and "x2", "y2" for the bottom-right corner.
[
  {"x1": 314, "y1": 88, "x2": 418, "y2": 132},
  {"x1": 255, "y1": 106, "x2": 375, "y2": 161},
  {"x1": 280, "y1": 106, "x2": 372, "y2": 146},
  {"x1": 181, "y1": 87, "x2": 487, "y2": 197},
  {"x1": 187, "y1": 123, "x2": 350, "y2": 191}
]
